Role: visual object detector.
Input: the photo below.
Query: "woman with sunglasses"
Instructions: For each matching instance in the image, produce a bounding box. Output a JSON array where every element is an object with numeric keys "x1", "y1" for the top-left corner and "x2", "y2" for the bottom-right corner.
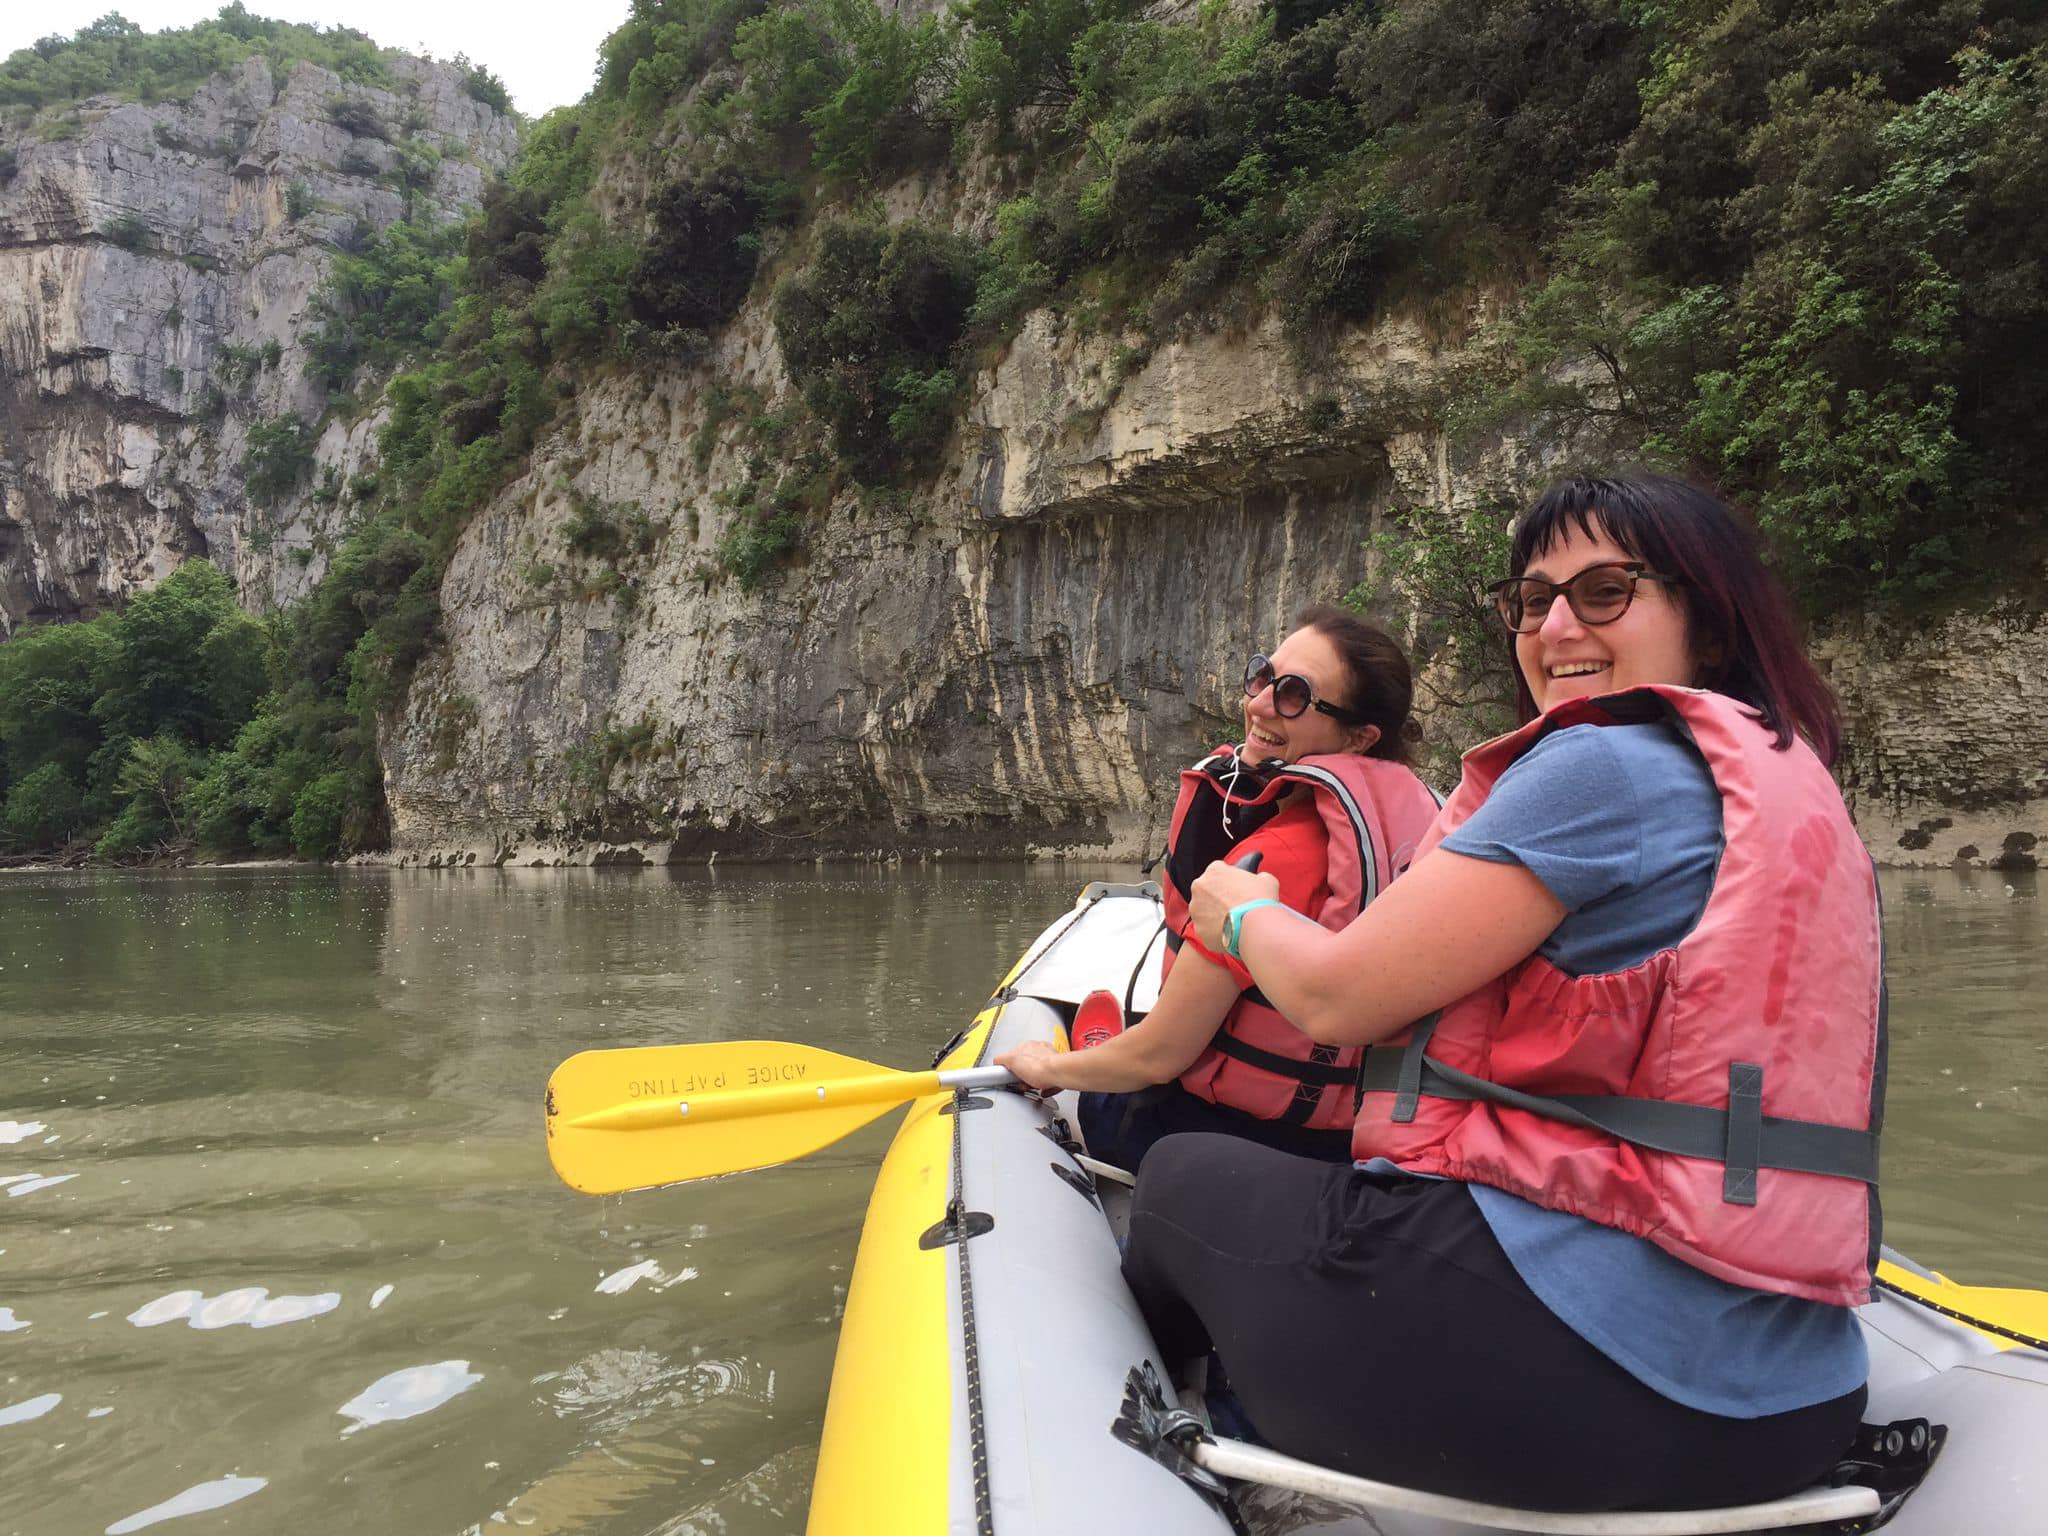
[
  {"x1": 996, "y1": 606, "x2": 1441, "y2": 1172},
  {"x1": 1126, "y1": 475, "x2": 1881, "y2": 1513}
]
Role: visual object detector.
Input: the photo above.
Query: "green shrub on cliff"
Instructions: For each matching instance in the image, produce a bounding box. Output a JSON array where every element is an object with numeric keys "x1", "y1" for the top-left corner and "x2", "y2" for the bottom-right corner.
[
  {"x1": 735, "y1": 0, "x2": 954, "y2": 179},
  {"x1": 242, "y1": 416, "x2": 315, "y2": 505},
  {"x1": 945, "y1": 0, "x2": 2048, "y2": 608},
  {"x1": 303, "y1": 216, "x2": 463, "y2": 389},
  {"x1": 626, "y1": 165, "x2": 793, "y2": 342},
  {"x1": 774, "y1": 218, "x2": 983, "y2": 479}
]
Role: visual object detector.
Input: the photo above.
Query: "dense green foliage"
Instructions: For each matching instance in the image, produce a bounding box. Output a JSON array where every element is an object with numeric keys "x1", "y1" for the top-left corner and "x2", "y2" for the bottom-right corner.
[
  {"x1": 627, "y1": 165, "x2": 794, "y2": 347},
  {"x1": 302, "y1": 218, "x2": 464, "y2": 390},
  {"x1": 241, "y1": 416, "x2": 315, "y2": 505},
  {"x1": 0, "y1": 6, "x2": 394, "y2": 119},
  {"x1": 0, "y1": 563, "x2": 283, "y2": 859}
]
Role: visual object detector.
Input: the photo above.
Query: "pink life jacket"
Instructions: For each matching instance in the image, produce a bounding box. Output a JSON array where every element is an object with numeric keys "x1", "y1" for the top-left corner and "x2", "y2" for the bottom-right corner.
[
  {"x1": 1160, "y1": 747, "x2": 1444, "y2": 1130},
  {"x1": 1351, "y1": 687, "x2": 1885, "y2": 1306}
]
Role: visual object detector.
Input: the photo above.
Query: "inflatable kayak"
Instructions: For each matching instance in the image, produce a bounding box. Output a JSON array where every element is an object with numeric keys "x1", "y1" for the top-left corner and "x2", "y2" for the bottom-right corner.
[{"x1": 807, "y1": 881, "x2": 2048, "y2": 1536}]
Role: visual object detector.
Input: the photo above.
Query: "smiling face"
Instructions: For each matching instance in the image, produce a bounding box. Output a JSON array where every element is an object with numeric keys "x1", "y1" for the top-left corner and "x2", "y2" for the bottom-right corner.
[
  {"x1": 1516, "y1": 523, "x2": 1700, "y2": 713},
  {"x1": 1241, "y1": 625, "x2": 1379, "y2": 767}
]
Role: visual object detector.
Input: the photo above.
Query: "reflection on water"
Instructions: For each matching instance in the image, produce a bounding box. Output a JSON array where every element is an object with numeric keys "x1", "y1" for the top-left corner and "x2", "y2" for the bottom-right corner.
[
  {"x1": 3, "y1": 1173, "x2": 76, "y2": 1197},
  {"x1": 104, "y1": 1475, "x2": 267, "y2": 1535},
  {"x1": 0, "y1": 1394, "x2": 62, "y2": 1427},
  {"x1": 337, "y1": 1360, "x2": 484, "y2": 1435},
  {"x1": 126, "y1": 1286, "x2": 341, "y2": 1330},
  {"x1": 0, "y1": 863, "x2": 2038, "y2": 1533}
]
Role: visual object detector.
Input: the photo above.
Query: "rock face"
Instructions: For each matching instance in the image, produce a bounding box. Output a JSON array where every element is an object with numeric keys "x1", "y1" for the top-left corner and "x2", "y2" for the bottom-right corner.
[
  {"x1": 383, "y1": 306, "x2": 1445, "y2": 865},
  {"x1": 1820, "y1": 596, "x2": 2048, "y2": 871},
  {"x1": 0, "y1": 54, "x2": 516, "y2": 632}
]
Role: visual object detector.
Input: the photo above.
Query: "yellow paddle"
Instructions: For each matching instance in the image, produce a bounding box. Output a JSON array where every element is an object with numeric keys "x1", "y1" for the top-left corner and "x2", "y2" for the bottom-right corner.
[{"x1": 544, "y1": 1039, "x2": 1018, "y2": 1194}]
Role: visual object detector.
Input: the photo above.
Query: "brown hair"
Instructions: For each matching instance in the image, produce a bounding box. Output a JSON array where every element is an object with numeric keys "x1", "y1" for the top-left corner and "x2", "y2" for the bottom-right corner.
[
  {"x1": 1295, "y1": 603, "x2": 1419, "y2": 766},
  {"x1": 1509, "y1": 474, "x2": 1842, "y2": 763}
]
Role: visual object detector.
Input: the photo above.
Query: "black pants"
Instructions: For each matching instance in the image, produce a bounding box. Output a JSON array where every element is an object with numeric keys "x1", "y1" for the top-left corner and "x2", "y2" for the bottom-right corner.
[
  {"x1": 1121, "y1": 1134, "x2": 1869, "y2": 1513},
  {"x1": 1076, "y1": 1084, "x2": 1354, "y2": 1174}
]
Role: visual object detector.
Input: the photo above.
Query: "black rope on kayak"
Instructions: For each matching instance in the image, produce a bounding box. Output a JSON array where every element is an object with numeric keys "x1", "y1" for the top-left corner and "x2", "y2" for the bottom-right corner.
[
  {"x1": 1122, "y1": 918, "x2": 1166, "y2": 1026},
  {"x1": 950, "y1": 1098, "x2": 997, "y2": 1536},
  {"x1": 1874, "y1": 1275, "x2": 2048, "y2": 1353}
]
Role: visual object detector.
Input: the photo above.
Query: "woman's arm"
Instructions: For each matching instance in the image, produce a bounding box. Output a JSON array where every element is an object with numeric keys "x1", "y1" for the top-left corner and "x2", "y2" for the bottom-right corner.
[
  {"x1": 1188, "y1": 848, "x2": 1565, "y2": 1047},
  {"x1": 995, "y1": 945, "x2": 1244, "y2": 1092}
]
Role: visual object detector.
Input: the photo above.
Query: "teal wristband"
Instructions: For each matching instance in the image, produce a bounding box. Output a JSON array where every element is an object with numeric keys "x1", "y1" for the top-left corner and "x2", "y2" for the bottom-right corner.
[{"x1": 1221, "y1": 898, "x2": 1284, "y2": 960}]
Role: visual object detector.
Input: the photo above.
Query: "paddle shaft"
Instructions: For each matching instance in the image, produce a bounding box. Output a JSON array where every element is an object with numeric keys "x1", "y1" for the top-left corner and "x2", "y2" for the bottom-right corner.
[{"x1": 569, "y1": 1064, "x2": 1016, "y2": 1131}]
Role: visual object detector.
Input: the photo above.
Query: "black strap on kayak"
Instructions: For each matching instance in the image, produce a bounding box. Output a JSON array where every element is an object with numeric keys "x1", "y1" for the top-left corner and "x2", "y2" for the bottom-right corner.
[
  {"x1": 1873, "y1": 1276, "x2": 2048, "y2": 1352},
  {"x1": 947, "y1": 1091, "x2": 996, "y2": 1536},
  {"x1": 1358, "y1": 1045, "x2": 1881, "y2": 1191}
]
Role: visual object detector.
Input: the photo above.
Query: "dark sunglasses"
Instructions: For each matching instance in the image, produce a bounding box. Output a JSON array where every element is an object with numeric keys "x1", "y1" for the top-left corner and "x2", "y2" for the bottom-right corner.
[
  {"x1": 1487, "y1": 563, "x2": 1679, "y2": 635},
  {"x1": 1243, "y1": 655, "x2": 1368, "y2": 725}
]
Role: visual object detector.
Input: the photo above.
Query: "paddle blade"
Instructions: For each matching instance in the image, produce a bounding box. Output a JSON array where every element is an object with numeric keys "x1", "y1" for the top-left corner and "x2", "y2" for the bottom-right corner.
[{"x1": 545, "y1": 1041, "x2": 920, "y2": 1194}]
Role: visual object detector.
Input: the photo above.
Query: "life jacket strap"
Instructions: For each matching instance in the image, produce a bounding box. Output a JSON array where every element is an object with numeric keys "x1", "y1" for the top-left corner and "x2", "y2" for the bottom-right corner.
[
  {"x1": 1357, "y1": 1048, "x2": 1880, "y2": 1192},
  {"x1": 1210, "y1": 1032, "x2": 1359, "y2": 1088}
]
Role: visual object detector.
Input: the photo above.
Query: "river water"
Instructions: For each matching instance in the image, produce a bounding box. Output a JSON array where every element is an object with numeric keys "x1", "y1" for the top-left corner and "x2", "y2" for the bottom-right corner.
[{"x1": 0, "y1": 864, "x2": 2041, "y2": 1535}]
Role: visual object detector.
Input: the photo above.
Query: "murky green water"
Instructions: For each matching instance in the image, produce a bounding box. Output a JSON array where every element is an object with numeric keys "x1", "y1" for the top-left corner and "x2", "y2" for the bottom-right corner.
[{"x1": 0, "y1": 864, "x2": 2041, "y2": 1535}]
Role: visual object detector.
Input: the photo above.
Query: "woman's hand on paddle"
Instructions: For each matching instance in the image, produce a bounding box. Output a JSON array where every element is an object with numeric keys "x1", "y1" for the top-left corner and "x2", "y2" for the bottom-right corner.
[
  {"x1": 1189, "y1": 861, "x2": 1281, "y2": 951},
  {"x1": 995, "y1": 1039, "x2": 1068, "y2": 1092}
]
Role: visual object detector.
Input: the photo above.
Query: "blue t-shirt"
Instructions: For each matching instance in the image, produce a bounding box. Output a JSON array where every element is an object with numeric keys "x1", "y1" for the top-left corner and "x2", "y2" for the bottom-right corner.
[{"x1": 1435, "y1": 722, "x2": 1868, "y2": 1419}]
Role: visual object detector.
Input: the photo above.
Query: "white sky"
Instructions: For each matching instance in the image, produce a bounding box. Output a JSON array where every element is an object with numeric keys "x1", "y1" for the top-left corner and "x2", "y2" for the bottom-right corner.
[{"x1": 0, "y1": 1, "x2": 632, "y2": 117}]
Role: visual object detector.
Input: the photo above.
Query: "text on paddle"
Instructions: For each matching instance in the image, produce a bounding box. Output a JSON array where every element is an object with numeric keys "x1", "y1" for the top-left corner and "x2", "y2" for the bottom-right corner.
[{"x1": 626, "y1": 1060, "x2": 811, "y2": 1097}]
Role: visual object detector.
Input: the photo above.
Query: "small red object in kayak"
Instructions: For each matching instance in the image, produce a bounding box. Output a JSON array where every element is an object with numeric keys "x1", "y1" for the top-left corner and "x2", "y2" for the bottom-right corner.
[{"x1": 1071, "y1": 989, "x2": 1126, "y2": 1050}]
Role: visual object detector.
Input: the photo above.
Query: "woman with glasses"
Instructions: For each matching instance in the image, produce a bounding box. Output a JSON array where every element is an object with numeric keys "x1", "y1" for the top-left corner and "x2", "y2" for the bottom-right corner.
[
  {"x1": 996, "y1": 606, "x2": 1441, "y2": 1172},
  {"x1": 1124, "y1": 474, "x2": 1881, "y2": 1514}
]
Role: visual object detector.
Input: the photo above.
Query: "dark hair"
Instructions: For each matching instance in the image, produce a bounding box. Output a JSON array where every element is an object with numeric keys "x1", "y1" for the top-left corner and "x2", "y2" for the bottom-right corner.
[
  {"x1": 1295, "y1": 603, "x2": 1419, "y2": 766},
  {"x1": 1508, "y1": 473, "x2": 1842, "y2": 764}
]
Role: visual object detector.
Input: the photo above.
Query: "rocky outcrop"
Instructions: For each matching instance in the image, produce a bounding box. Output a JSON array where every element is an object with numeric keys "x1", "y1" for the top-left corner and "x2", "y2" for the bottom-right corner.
[
  {"x1": 0, "y1": 54, "x2": 515, "y2": 632},
  {"x1": 1821, "y1": 595, "x2": 2048, "y2": 871}
]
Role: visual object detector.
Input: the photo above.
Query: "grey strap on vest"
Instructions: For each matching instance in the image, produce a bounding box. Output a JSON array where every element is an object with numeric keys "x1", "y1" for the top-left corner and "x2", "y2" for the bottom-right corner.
[
  {"x1": 1358, "y1": 1048, "x2": 1879, "y2": 1197},
  {"x1": 1724, "y1": 1062, "x2": 1763, "y2": 1205},
  {"x1": 1391, "y1": 1015, "x2": 1438, "y2": 1124}
]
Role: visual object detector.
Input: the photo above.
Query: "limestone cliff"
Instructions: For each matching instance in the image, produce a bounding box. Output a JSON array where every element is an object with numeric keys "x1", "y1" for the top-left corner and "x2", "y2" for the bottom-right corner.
[
  {"x1": 0, "y1": 54, "x2": 515, "y2": 631},
  {"x1": 382, "y1": 304, "x2": 1453, "y2": 864}
]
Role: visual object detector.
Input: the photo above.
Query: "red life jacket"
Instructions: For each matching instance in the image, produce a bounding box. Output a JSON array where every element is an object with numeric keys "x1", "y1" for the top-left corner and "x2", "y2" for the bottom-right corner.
[
  {"x1": 1352, "y1": 687, "x2": 1885, "y2": 1306},
  {"x1": 1160, "y1": 747, "x2": 1444, "y2": 1130}
]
